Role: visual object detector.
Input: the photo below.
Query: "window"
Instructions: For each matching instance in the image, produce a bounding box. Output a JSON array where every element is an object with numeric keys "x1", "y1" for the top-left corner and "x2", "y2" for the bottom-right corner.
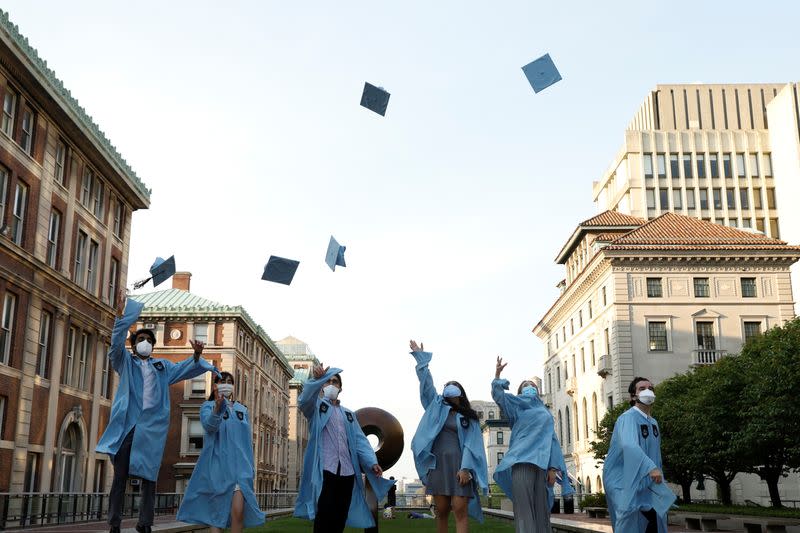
[
  {"x1": 672, "y1": 189, "x2": 682, "y2": 209},
  {"x1": 581, "y1": 347, "x2": 586, "y2": 372},
  {"x1": 699, "y1": 189, "x2": 709, "y2": 209},
  {"x1": 741, "y1": 277, "x2": 757, "y2": 298},
  {"x1": 63, "y1": 327, "x2": 77, "y2": 386},
  {"x1": 602, "y1": 286, "x2": 607, "y2": 306},
  {"x1": 643, "y1": 153, "x2": 653, "y2": 179},
  {"x1": 24, "y1": 452, "x2": 39, "y2": 493},
  {"x1": 93, "y1": 459, "x2": 106, "y2": 492},
  {"x1": 656, "y1": 154, "x2": 666, "y2": 179},
  {"x1": 659, "y1": 188, "x2": 668, "y2": 209},
  {"x1": 565, "y1": 406, "x2": 572, "y2": 445},
  {"x1": 753, "y1": 188, "x2": 763, "y2": 209},
  {"x1": 11, "y1": 182, "x2": 27, "y2": 245},
  {"x1": 113, "y1": 199, "x2": 124, "y2": 238},
  {"x1": 100, "y1": 344, "x2": 111, "y2": 398},
  {"x1": 589, "y1": 339, "x2": 596, "y2": 366},
  {"x1": 81, "y1": 169, "x2": 93, "y2": 207},
  {"x1": 86, "y1": 240, "x2": 99, "y2": 293},
  {"x1": 92, "y1": 178, "x2": 104, "y2": 219},
  {"x1": 20, "y1": 108, "x2": 34, "y2": 154},
  {"x1": 497, "y1": 431, "x2": 504, "y2": 445},
  {"x1": 646, "y1": 277, "x2": 663, "y2": 298},
  {"x1": 0, "y1": 168, "x2": 7, "y2": 221},
  {"x1": 669, "y1": 153, "x2": 679, "y2": 178},
  {"x1": 749, "y1": 154, "x2": 759, "y2": 176},
  {"x1": 190, "y1": 375, "x2": 206, "y2": 396},
  {"x1": 756, "y1": 218, "x2": 765, "y2": 232},
  {"x1": 1, "y1": 293, "x2": 16, "y2": 365},
  {"x1": 74, "y1": 231, "x2": 87, "y2": 285},
  {"x1": 682, "y1": 154, "x2": 693, "y2": 179},
  {"x1": 694, "y1": 278, "x2": 710, "y2": 298},
  {"x1": 497, "y1": 452, "x2": 504, "y2": 463},
  {"x1": 723, "y1": 154, "x2": 732, "y2": 178},
  {"x1": 588, "y1": 300, "x2": 593, "y2": 319},
  {"x1": 739, "y1": 189, "x2": 749, "y2": 210},
  {"x1": 187, "y1": 418, "x2": 204, "y2": 451},
  {"x1": 712, "y1": 188, "x2": 722, "y2": 210},
  {"x1": 1, "y1": 90, "x2": 16, "y2": 136},
  {"x1": 648, "y1": 321, "x2": 668, "y2": 351},
  {"x1": 570, "y1": 319, "x2": 574, "y2": 335},
  {"x1": 556, "y1": 368, "x2": 561, "y2": 389},
  {"x1": 686, "y1": 189, "x2": 696, "y2": 209},
  {"x1": 37, "y1": 311, "x2": 52, "y2": 378},
  {"x1": 709, "y1": 154, "x2": 719, "y2": 178},
  {"x1": 769, "y1": 218, "x2": 779, "y2": 238},
  {"x1": 54, "y1": 141, "x2": 67, "y2": 185},
  {"x1": 488, "y1": 410, "x2": 495, "y2": 420},
  {"x1": 78, "y1": 332, "x2": 91, "y2": 390},
  {"x1": 696, "y1": 321, "x2": 715, "y2": 349},
  {"x1": 766, "y1": 188, "x2": 776, "y2": 210},
  {"x1": 108, "y1": 258, "x2": 119, "y2": 308},
  {"x1": 578, "y1": 310, "x2": 583, "y2": 328},
  {"x1": 604, "y1": 328, "x2": 610, "y2": 355},
  {"x1": 743, "y1": 218, "x2": 752, "y2": 229},
  {"x1": 696, "y1": 154, "x2": 705, "y2": 179},
  {"x1": 743, "y1": 321, "x2": 761, "y2": 343},
  {"x1": 736, "y1": 153, "x2": 746, "y2": 178},
  {"x1": 726, "y1": 188, "x2": 736, "y2": 210},
  {"x1": 47, "y1": 210, "x2": 61, "y2": 269},
  {"x1": 646, "y1": 188, "x2": 655, "y2": 209},
  {"x1": 763, "y1": 154, "x2": 772, "y2": 176}
]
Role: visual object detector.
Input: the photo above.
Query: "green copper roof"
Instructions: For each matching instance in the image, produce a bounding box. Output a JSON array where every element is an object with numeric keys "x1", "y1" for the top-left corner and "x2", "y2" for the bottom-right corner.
[
  {"x1": 290, "y1": 367, "x2": 310, "y2": 386},
  {"x1": 0, "y1": 9, "x2": 150, "y2": 201},
  {"x1": 131, "y1": 289, "x2": 290, "y2": 370}
]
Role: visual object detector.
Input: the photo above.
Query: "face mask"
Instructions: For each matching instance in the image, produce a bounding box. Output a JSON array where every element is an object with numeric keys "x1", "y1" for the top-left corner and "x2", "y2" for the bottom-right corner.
[
  {"x1": 217, "y1": 383, "x2": 234, "y2": 398},
  {"x1": 135, "y1": 340, "x2": 153, "y2": 358},
  {"x1": 323, "y1": 384, "x2": 340, "y2": 401},
  {"x1": 442, "y1": 384, "x2": 461, "y2": 398},
  {"x1": 521, "y1": 386, "x2": 538, "y2": 397},
  {"x1": 637, "y1": 389, "x2": 656, "y2": 405}
]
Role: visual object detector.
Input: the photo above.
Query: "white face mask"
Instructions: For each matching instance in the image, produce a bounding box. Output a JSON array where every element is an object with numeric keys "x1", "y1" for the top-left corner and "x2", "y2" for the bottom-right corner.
[
  {"x1": 322, "y1": 384, "x2": 340, "y2": 401},
  {"x1": 216, "y1": 383, "x2": 234, "y2": 398},
  {"x1": 135, "y1": 340, "x2": 153, "y2": 358},
  {"x1": 637, "y1": 389, "x2": 656, "y2": 405}
]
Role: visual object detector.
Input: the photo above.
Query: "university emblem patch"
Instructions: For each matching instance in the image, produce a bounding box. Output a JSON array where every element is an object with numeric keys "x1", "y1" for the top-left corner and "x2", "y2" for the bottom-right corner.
[
  {"x1": 460, "y1": 417, "x2": 470, "y2": 428},
  {"x1": 346, "y1": 411, "x2": 354, "y2": 423},
  {"x1": 153, "y1": 361, "x2": 165, "y2": 371},
  {"x1": 320, "y1": 403, "x2": 329, "y2": 414},
  {"x1": 652, "y1": 424, "x2": 659, "y2": 438},
  {"x1": 640, "y1": 424, "x2": 649, "y2": 439},
  {"x1": 236, "y1": 411, "x2": 244, "y2": 421},
  {"x1": 222, "y1": 411, "x2": 229, "y2": 420}
]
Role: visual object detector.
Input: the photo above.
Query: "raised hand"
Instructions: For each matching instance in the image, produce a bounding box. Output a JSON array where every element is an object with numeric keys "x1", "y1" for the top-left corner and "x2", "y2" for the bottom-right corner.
[
  {"x1": 213, "y1": 383, "x2": 225, "y2": 413},
  {"x1": 495, "y1": 356, "x2": 508, "y2": 378},
  {"x1": 312, "y1": 362, "x2": 330, "y2": 380},
  {"x1": 189, "y1": 339, "x2": 205, "y2": 362},
  {"x1": 115, "y1": 288, "x2": 127, "y2": 317},
  {"x1": 409, "y1": 340, "x2": 424, "y2": 352}
]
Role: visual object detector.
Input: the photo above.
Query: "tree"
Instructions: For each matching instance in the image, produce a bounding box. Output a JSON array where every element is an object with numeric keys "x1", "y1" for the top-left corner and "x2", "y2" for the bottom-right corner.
[
  {"x1": 733, "y1": 318, "x2": 800, "y2": 507},
  {"x1": 589, "y1": 402, "x2": 628, "y2": 464}
]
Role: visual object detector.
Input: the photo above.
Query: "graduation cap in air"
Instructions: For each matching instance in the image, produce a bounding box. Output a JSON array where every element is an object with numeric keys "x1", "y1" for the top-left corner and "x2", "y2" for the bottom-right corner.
[
  {"x1": 325, "y1": 236, "x2": 347, "y2": 271},
  {"x1": 521, "y1": 53, "x2": 562, "y2": 93},
  {"x1": 360, "y1": 82, "x2": 390, "y2": 116},
  {"x1": 132, "y1": 256, "x2": 176, "y2": 289},
  {"x1": 262, "y1": 256, "x2": 300, "y2": 285}
]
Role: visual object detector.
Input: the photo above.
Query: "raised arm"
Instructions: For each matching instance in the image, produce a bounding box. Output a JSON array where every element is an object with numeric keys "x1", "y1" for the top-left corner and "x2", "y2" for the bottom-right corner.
[
  {"x1": 167, "y1": 341, "x2": 218, "y2": 385},
  {"x1": 410, "y1": 340, "x2": 436, "y2": 409},
  {"x1": 491, "y1": 357, "x2": 520, "y2": 425},
  {"x1": 108, "y1": 292, "x2": 143, "y2": 373},
  {"x1": 299, "y1": 364, "x2": 341, "y2": 419},
  {"x1": 200, "y1": 401, "x2": 222, "y2": 435}
]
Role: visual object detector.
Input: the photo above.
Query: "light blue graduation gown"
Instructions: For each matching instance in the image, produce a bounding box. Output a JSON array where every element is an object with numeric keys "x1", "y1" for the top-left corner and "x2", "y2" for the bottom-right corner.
[
  {"x1": 410, "y1": 351, "x2": 489, "y2": 522},
  {"x1": 602, "y1": 407, "x2": 676, "y2": 533},
  {"x1": 490, "y1": 378, "x2": 573, "y2": 508},
  {"x1": 177, "y1": 400, "x2": 265, "y2": 528},
  {"x1": 96, "y1": 299, "x2": 218, "y2": 481},
  {"x1": 293, "y1": 367, "x2": 395, "y2": 528}
]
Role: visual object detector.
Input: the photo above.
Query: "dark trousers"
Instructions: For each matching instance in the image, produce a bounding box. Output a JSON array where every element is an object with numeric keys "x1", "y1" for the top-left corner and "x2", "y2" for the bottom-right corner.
[
  {"x1": 314, "y1": 470, "x2": 355, "y2": 533},
  {"x1": 641, "y1": 508, "x2": 658, "y2": 533},
  {"x1": 108, "y1": 428, "x2": 156, "y2": 527}
]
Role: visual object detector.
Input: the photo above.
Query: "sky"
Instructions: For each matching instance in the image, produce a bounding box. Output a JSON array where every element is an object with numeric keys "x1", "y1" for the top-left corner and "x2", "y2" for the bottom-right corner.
[{"x1": 5, "y1": 1, "x2": 800, "y2": 481}]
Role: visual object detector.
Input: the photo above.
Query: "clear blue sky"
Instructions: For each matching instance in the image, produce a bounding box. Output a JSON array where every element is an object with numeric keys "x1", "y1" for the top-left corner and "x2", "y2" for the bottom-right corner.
[{"x1": 6, "y1": 1, "x2": 799, "y2": 481}]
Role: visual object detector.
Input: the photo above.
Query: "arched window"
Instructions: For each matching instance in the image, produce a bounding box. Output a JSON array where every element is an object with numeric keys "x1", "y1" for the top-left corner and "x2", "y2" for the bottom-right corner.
[
  {"x1": 592, "y1": 393, "x2": 599, "y2": 433},
  {"x1": 586, "y1": 476, "x2": 592, "y2": 494},
  {"x1": 597, "y1": 475, "x2": 603, "y2": 492},
  {"x1": 564, "y1": 406, "x2": 571, "y2": 445},
  {"x1": 573, "y1": 401, "x2": 580, "y2": 443},
  {"x1": 557, "y1": 410, "x2": 563, "y2": 445},
  {"x1": 60, "y1": 423, "x2": 80, "y2": 492},
  {"x1": 582, "y1": 398, "x2": 589, "y2": 440}
]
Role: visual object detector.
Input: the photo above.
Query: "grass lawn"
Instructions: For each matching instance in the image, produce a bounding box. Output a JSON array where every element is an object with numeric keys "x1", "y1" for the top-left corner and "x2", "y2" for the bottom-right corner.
[{"x1": 247, "y1": 515, "x2": 515, "y2": 531}]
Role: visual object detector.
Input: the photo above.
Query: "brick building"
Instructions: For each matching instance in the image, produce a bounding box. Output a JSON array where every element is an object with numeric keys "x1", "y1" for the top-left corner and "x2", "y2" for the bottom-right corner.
[
  {"x1": 0, "y1": 9, "x2": 149, "y2": 494},
  {"x1": 131, "y1": 273, "x2": 294, "y2": 493}
]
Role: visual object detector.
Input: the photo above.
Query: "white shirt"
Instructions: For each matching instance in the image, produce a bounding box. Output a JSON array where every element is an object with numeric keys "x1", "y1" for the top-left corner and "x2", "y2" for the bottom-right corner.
[
  {"x1": 632, "y1": 405, "x2": 653, "y2": 422},
  {"x1": 136, "y1": 358, "x2": 158, "y2": 410}
]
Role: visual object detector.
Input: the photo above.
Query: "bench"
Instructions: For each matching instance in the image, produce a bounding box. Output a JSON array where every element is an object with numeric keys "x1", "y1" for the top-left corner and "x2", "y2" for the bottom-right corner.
[
  {"x1": 683, "y1": 513, "x2": 729, "y2": 531},
  {"x1": 741, "y1": 518, "x2": 800, "y2": 533},
  {"x1": 584, "y1": 506, "x2": 608, "y2": 519}
]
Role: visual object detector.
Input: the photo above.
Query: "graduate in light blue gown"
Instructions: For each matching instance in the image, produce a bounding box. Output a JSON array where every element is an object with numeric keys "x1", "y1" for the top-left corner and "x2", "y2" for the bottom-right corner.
[
  {"x1": 409, "y1": 340, "x2": 489, "y2": 533},
  {"x1": 603, "y1": 377, "x2": 676, "y2": 533},
  {"x1": 491, "y1": 357, "x2": 573, "y2": 533},
  {"x1": 177, "y1": 372, "x2": 265, "y2": 533},
  {"x1": 97, "y1": 291, "x2": 219, "y2": 533},
  {"x1": 294, "y1": 363, "x2": 394, "y2": 532}
]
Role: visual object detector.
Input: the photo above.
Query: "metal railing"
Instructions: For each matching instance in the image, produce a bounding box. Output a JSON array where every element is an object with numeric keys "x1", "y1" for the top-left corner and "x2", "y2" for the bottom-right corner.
[{"x1": 0, "y1": 491, "x2": 297, "y2": 530}]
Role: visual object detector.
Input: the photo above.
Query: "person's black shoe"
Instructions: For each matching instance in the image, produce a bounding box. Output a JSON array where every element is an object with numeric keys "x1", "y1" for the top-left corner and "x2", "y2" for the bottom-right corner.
[
  {"x1": 135, "y1": 525, "x2": 152, "y2": 533},
  {"x1": 109, "y1": 527, "x2": 121, "y2": 533}
]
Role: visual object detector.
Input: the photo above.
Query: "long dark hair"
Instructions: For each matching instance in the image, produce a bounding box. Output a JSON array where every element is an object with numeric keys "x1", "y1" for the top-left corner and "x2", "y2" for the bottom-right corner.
[
  {"x1": 443, "y1": 380, "x2": 479, "y2": 421},
  {"x1": 208, "y1": 371, "x2": 234, "y2": 401}
]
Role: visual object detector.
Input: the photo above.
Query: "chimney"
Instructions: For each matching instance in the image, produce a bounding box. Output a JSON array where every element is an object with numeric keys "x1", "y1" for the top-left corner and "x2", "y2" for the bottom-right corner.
[{"x1": 172, "y1": 272, "x2": 192, "y2": 291}]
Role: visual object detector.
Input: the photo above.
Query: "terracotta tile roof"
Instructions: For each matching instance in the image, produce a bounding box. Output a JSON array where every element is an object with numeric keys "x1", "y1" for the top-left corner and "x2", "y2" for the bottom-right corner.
[
  {"x1": 579, "y1": 211, "x2": 646, "y2": 227},
  {"x1": 604, "y1": 212, "x2": 800, "y2": 251},
  {"x1": 592, "y1": 232, "x2": 627, "y2": 242}
]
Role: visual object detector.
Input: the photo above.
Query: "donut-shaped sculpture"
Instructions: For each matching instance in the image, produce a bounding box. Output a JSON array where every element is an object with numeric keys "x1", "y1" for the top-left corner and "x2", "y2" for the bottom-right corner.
[{"x1": 355, "y1": 407, "x2": 404, "y2": 470}]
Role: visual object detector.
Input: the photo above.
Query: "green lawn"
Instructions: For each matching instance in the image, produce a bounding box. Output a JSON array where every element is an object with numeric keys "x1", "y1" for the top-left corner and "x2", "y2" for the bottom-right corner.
[{"x1": 248, "y1": 515, "x2": 514, "y2": 531}]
